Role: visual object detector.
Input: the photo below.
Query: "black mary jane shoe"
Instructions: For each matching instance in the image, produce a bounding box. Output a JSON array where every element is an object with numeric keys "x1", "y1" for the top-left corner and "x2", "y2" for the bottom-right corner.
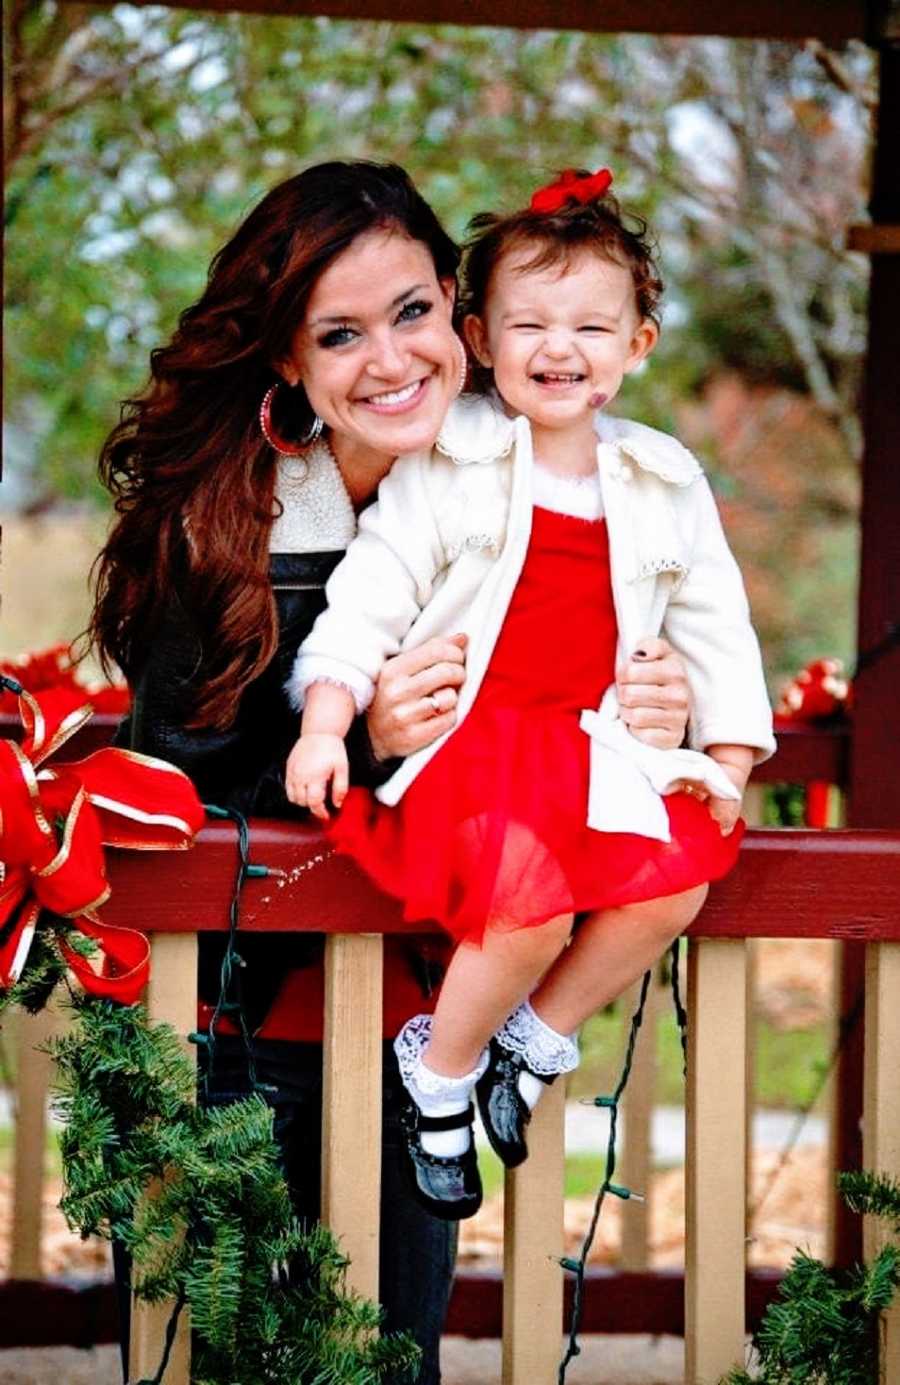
[
  {"x1": 398, "y1": 1100, "x2": 483, "y2": 1221},
  {"x1": 475, "y1": 1038, "x2": 556, "y2": 1169}
]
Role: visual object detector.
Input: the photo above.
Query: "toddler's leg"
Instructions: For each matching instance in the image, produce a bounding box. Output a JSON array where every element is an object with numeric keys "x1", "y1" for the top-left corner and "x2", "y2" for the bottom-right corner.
[
  {"x1": 530, "y1": 884, "x2": 708, "y2": 1035},
  {"x1": 476, "y1": 996, "x2": 581, "y2": 1168},
  {"x1": 474, "y1": 888, "x2": 707, "y2": 1168},
  {"x1": 427, "y1": 911, "x2": 574, "y2": 1077},
  {"x1": 393, "y1": 914, "x2": 573, "y2": 1216}
]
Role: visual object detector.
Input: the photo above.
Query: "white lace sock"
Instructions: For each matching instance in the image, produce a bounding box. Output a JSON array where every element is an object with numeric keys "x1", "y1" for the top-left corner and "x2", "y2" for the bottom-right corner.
[
  {"x1": 495, "y1": 1000, "x2": 579, "y2": 1111},
  {"x1": 394, "y1": 1015, "x2": 489, "y2": 1157}
]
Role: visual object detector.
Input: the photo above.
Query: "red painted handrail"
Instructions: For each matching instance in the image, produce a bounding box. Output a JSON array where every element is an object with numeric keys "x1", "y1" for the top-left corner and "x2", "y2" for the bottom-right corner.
[{"x1": 100, "y1": 821, "x2": 900, "y2": 942}]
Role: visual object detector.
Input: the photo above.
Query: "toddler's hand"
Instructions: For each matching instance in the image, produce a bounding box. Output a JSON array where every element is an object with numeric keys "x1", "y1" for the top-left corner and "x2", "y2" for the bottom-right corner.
[
  {"x1": 286, "y1": 734, "x2": 349, "y2": 821},
  {"x1": 705, "y1": 761, "x2": 750, "y2": 837}
]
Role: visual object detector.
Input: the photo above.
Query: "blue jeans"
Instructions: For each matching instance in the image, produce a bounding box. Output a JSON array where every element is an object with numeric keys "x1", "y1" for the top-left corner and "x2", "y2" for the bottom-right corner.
[{"x1": 114, "y1": 1037, "x2": 456, "y2": 1384}]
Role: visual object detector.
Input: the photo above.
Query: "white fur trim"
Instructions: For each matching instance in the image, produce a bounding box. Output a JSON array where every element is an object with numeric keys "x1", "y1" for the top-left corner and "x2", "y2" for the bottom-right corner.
[
  {"x1": 288, "y1": 653, "x2": 374, "y2": 714},
  {"x1": 532, "y1": 464, "x2": 604, "y2": 520}
]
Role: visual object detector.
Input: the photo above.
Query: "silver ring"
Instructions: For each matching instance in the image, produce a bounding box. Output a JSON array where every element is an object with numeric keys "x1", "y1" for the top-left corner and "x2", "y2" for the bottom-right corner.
[
  {"x1": 683, "y1": 783, "x2": 695, "y2": 796},
  {"x1": 428, "y1": 692, "x2": 442, "y2": 715}
]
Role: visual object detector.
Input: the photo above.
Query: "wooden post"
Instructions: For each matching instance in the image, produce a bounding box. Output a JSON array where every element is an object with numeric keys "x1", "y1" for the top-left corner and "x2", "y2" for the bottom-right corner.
[
  {"x1": 744, "y1": 939, "x2": 758, "y2": 1243},
  {"x1": 321, "y1": 932, "x2": 383, "y2": 1302},
  {"x1": 129, "y1": 933, "x2": 198, "y2": 1385},
  {"x1": 685, "y1": 938, "x2": 747, "y2": 1384},
  {"x1": 11, "y1": 1004, "x2": 57, "y2": 1280},
  {"x1": 741, "y1": 784, "x2": 766, "y2": 1245},
  {"x1": 841, "y1": 34, "x2": 900, "y2": 1270},
  {"x1": 863, "y1": 942, "x2": 900, "y2": 1383},
  {"x1": 620, "y1": 974, "x2": 658, "y2": 1270},
  {"x1": 501, "y1": 1078, "x2": 565, "y2": 1385}
]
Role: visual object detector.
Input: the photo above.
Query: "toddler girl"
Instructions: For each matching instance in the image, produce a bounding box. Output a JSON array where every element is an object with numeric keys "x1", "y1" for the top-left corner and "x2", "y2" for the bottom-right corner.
[{"x1": 285, "y1": 169, "x2": 774, "y2": 1220}]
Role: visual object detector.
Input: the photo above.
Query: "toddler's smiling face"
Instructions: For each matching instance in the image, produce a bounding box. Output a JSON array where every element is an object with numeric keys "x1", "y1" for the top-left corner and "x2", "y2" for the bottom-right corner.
[{"x1": 465, "y1": 246, "x2": 657, "y2": 451}]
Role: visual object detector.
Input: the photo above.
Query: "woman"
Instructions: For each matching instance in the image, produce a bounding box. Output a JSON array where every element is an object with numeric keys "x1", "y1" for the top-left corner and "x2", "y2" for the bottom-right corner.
[{"x1": 91, "y1": 160, "x2": 690, "y2": 1381}]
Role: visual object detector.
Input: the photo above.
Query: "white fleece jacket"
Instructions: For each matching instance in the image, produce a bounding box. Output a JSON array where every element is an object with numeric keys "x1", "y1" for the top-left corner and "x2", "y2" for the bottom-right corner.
[{"x1": 291, "y1": 395, "x2": 775, "y2": 842}]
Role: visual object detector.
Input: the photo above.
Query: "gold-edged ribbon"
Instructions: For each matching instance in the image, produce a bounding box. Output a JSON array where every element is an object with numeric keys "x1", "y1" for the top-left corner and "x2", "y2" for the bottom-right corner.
[{"x1": 1, "y1": 679, "x2": 204, "y2": 1003}]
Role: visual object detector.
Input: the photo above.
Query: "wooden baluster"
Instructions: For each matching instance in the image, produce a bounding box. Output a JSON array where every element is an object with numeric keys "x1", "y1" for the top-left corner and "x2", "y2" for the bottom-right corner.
[
  {"x1": 744, "y1": 938, "x2": 758, "y2": 1245},
  {"x1": 741, "y1": 781, "x2": 766, "y2": 1256},
  {"x1": 620, "y1": 972, "x2": 659, "y2": 1270},
  {"x1": 11, "y1": 1003, "x2": 57, "y2": 1280},
  {"x1": 863, "y1": 941, "x2": 900, "y2": 1382},
  {"x1": 130, "y1": 933, "x2": 198, "y2": 1385},
  {"x1": 502, "y1": 1077, "x2": 565, "y2": 1385},
  {"x1": 321, "y1": 932, "x2": 383, "y2": 1301},
  {"x1": 825, "y1": 936, "x2": 843, "y2": 1268},
  {"x1": 686, "y1": 938, "x2": 747, "y2": 1384}
]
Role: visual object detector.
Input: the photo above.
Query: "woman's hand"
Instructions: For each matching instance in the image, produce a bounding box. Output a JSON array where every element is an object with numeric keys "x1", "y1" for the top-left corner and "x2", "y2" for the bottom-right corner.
[
  {"x1": 285, "y1": 734, "x2": 349, "y2": 820},
  {"x1": 367, "y1": 633, "x2": 468, "y2": 761},
  {"x1": 616, "y1": 637, "x2": 690, "y2": 750}
]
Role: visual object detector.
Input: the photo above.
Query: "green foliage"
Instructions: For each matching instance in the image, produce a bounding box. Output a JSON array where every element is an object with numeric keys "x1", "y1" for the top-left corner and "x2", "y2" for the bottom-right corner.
[
  {"x1": 46, "y1": 995, "x2": 419, "y2": 1385},
  {"x1": 720, "y1": 1171, "x2": 900, "y2": 1384},
  {"x1": 766, "y1": 784, "x2": 808, "y2": 828},
  {"x1": 5, "y1": 11, "x2": 871, "y2": 499},
  {"x1": 839, "y1": 1171, "x2": 900, "y2": 1230},
  {"x1": 4, "y1": 12, "x2": 872, "y2": 681},
  {"x1": 0, "y1": 926, "x2": 68, "y2": 1015},
  {"x1": 481, "y1": 1146, "x2": 658, "y2": 1201}
]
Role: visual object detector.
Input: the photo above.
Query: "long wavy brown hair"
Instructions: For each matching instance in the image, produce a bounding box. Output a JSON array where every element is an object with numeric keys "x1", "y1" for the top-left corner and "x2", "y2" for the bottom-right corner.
[{"x1": 90, "y1": 161, "x2": 459, "y2": 729}]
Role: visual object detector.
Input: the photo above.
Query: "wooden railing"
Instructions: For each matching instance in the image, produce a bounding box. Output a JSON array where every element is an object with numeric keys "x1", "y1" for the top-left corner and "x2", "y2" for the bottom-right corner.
[
  {"x1": 3, "y1": 721, "x2": 899, "y2": 1383},
  {"x1": 5, "y1": 821, "x2": 898, "y2": 1382}
]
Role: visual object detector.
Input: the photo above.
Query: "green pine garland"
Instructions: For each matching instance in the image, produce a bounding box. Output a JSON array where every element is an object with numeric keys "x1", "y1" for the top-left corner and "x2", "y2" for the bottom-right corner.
[
  {"x1": 0, "y1": 753, "x2": 419, "y2": 1385},
  {"x1": 721, "y1": 1172, "x2": 900, "y2": 1385},
  {"x1": 2, "y1": 978, "x2": 419, "y2": 1385}
]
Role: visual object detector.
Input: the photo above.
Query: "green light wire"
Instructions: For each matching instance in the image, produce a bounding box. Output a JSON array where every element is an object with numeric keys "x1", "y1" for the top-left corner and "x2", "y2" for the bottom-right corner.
[{"x1": 558, "y1": 939, "x2": 689, "y2": 1380}]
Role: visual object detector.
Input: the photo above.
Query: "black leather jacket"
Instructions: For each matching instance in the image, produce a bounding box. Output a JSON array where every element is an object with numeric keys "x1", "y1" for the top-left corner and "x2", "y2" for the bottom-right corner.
[
  {"x1": 117, "y1": 549, "x2": 419, "y2": 1029},
  {"x1": 118, "y1": 551, "x2": 381, "y2": 816}
]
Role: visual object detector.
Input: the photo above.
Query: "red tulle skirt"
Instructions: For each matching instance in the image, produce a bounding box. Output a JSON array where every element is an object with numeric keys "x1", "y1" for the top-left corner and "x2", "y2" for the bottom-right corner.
[{"x1": 331, "y1": 507, "x2": 742, "y2": 944}]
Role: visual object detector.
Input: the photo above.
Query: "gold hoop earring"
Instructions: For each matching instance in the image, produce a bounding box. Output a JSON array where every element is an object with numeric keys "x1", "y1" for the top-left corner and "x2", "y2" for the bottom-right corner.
[{"x1": 259, "y1": 383, "x2": 323, "y2": 455}]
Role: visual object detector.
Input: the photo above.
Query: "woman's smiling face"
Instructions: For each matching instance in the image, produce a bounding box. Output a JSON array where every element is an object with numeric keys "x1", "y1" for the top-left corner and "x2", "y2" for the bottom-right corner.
[{"x1": 281, "y1": 227, "x2": 458, "y2": 466}]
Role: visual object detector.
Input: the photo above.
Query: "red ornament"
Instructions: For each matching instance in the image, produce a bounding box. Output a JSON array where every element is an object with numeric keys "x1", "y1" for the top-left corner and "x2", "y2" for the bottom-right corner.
[
  {"x1": 774, "y1": 657, "x2": 850, "y2": 727},
  {"x1": 530, "y1": 168, "x2": 614, "y2": 214},
  {"x1": 772, "y1": 658, "x2": 851, "y2": 830},
  {"x1": 0, "y1": 677, "x2": 204, "y2": 1001},
  {"x1": 0, "y1": 644, "x2": 130, "y2": 715}
]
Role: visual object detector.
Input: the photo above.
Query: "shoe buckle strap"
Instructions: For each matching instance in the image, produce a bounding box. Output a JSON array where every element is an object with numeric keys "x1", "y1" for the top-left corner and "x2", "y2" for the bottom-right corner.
[{"x1": 413, "y1": 1102, "x2": 476, "y2": 1133}]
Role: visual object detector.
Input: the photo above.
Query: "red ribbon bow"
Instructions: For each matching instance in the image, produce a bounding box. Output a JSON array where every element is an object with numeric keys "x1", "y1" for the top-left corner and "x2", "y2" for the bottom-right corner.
[
  {"x1": 1, "y1": 678, "x2": 204, "y2": 1004},
  {"x1": 529, "y1": 168, "x2": 614, "y2": 214}
]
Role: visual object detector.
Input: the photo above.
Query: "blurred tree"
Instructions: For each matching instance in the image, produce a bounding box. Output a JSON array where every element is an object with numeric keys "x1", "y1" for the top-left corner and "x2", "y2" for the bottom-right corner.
[{"x1": 2, "y1": 4, "x2": 875, "y2": 678}]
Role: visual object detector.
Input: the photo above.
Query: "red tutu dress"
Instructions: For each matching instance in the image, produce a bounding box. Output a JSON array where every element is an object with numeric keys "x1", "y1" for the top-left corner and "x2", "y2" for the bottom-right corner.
[{"x1": 331, "y1": 506, "x2": 743, "y2": 944}]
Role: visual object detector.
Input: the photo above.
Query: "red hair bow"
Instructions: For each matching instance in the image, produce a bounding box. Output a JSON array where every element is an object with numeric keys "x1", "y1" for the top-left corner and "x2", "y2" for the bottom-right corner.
[{"x1": 530, "y1": 168, "x2": 613, "y2": 214}]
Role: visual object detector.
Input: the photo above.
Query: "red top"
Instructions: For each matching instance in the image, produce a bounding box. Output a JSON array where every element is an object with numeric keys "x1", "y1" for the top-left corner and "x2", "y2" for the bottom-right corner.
[
  {"x1": 331, "y1": 508, "x2": 743, "y2": 942},
  {"x1": 199, "y1": 934, "x2": 450, "y2": 1042}
]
